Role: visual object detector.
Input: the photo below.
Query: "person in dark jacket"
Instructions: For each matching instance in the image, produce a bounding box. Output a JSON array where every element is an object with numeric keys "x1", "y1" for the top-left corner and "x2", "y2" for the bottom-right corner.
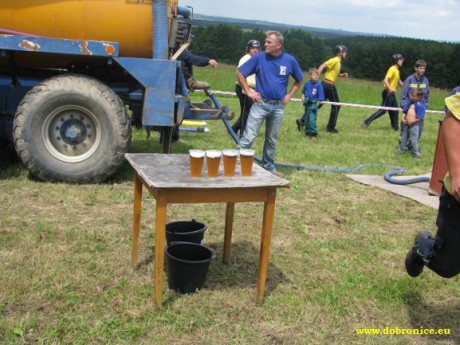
[
  {"x1": 179, "y1": 50, "x2": 217, "y2": 91},
  {"x1": 405, "y1": 92, "x2": 460, "y2": 279},
  {"x1": 162, "y1": 49, "x2": 217, "y2": 143},
  {"x1": 400, "y1": 59, "x2": 429, "y2": 109}
]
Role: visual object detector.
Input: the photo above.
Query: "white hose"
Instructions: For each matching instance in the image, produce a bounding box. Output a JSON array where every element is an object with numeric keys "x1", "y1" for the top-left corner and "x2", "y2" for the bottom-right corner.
[{"x1": 196, "y1": 90, "x2": 444, "y2": 115}]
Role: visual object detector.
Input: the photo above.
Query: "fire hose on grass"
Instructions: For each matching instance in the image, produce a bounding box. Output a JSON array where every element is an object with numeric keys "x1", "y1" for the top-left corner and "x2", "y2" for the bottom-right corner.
[{"x1": 207, "y1": 90, "x2": 432, "y2": 186}]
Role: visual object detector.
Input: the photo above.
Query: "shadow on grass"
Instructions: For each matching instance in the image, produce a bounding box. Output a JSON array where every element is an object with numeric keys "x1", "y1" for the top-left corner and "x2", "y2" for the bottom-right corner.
[
  {"x1": 403, "y1": 291, "x2": 460, "y2": 343},
  {"x1": 135, "y1": 240, "x2": 286, "y2": 304},
  {"x1": 205, "y1": 240, "x2": 286, "y2": 293},
  {"x1": 0, "y1": 140, "x2": 22, "y2": 179}
]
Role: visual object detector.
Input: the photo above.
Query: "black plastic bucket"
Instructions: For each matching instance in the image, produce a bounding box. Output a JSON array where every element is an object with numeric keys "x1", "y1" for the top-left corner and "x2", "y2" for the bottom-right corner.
[
  {"x1": 165, "y1": 241, "x2": 216, "y2": 293},
  {"x1": 165, "y1": 220, "x2": 207, "y2": 245}
]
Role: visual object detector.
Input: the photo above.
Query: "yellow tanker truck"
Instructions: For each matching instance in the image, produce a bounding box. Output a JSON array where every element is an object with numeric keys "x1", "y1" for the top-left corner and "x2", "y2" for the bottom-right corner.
[{"x1": 0, "y1": 0, "x2": 229, "y2": 182}]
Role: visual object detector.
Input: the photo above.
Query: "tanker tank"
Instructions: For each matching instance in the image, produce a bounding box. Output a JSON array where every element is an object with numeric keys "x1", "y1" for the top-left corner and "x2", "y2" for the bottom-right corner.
[{"x1": 0, "y1": 0, "x2": 166, "y2": 58}]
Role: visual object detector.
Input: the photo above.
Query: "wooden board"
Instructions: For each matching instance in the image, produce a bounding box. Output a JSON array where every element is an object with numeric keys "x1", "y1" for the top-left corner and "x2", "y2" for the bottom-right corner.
[{"x1": 125, "y1": 153, "x2": 290, "y2": 190}]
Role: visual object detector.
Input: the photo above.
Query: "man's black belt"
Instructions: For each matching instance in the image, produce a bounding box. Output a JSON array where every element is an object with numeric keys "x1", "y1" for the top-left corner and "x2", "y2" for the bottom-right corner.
[{"x1": 261, "y1": 98, "x2": 282, "y2": 105}]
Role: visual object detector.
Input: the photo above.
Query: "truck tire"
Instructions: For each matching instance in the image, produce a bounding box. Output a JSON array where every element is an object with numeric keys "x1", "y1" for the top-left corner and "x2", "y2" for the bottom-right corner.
[{"x1": 13, "y1": 74, "x2": 131, "y2": 183}]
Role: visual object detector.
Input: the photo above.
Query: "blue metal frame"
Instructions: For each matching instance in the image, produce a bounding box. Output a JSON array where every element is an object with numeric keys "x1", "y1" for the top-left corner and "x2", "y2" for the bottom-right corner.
[
  {"x1": 0, "y1": 34, "x2": 226, "y2": 141},
  {"x1": 114, "y1": 57, "x2": 185, "y2": 126},
  {"x1": 0, "y1": 35, "x2": 119, "y2": 57}
]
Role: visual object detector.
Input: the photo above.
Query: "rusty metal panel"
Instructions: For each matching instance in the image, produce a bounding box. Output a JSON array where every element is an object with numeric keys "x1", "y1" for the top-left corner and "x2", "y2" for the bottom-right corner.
[{"x1": 0, "y1": 35, "x2": 119, "y2": 57}]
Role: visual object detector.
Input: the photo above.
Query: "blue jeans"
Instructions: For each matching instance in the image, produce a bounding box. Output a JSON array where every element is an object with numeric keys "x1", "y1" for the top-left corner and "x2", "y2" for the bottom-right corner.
[
  {"x1": 237, "y1": 100, "x2": 284, "y2": 172},
  {"x1": 399, "y1": 123, "x2": 420, "y2": 158},
  {"x1": 400, "y1": 119, "x2": 424, "y2": 141}
]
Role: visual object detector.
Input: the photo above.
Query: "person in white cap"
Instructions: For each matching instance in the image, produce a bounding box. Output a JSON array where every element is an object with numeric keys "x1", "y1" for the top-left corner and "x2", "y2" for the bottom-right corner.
[
  {"x1": 405, "y1": 90, "x2": 460, "y2": 278},
  {"x1": 232, "y1": 39, "x2": 260, "y2": 137}
]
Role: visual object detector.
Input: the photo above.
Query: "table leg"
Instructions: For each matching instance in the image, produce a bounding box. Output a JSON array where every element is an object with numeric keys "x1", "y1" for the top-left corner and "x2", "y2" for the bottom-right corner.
[
  {"x1": 131, "y1": 172, "x2": 143, "y2": 267},
  {"x1": 256, "y1": 188, "x2": 276, "y2": 304},
  {"x1": 154, "y1": 194, "x2": 167, "y2": 310},
  {"x1": 223, "y1": 202, "x2": 235, "y2": 264}
]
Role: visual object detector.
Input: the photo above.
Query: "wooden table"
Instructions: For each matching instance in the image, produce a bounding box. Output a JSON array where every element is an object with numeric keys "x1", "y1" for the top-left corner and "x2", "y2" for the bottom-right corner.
[{"x1": 125, "y1": 153, "x2": 289, "y2": 309}]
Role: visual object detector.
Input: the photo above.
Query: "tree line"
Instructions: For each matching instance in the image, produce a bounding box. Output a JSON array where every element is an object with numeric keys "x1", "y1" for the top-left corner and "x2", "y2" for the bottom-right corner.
[{"x1": 190, "y1": 24, "x2": 460, "y2": 90}]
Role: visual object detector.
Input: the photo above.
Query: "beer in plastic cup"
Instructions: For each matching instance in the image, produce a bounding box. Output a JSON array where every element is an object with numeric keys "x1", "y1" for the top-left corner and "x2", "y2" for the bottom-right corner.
[
  {"x1": 189, "y1": 149, "x2": 205, "y2": 177},
  {"x1": 222, "y1": 149, "x2": 238, "y2": 177},
  {"x1": 239, "y1": 149, "x2": 255, "y2": 176},
  {"x1": 206, "y1": 150, "x2": 222, "y2": 178}
]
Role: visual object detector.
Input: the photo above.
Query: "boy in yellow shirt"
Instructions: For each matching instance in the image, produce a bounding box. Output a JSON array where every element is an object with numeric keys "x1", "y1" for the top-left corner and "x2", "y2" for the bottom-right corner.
[
  {"x1": 316, "y1": 45, "x2": 348, "y2": 133},
  {"x1": 361, "y1": 54, "x2": 404, "y2": 130}
]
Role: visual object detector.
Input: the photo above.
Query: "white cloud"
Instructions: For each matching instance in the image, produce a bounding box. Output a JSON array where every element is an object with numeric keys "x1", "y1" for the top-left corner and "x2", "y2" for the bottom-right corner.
[
  {"x1": 434, "y1": 9, "x2": 452, "y2": 17},
  {"x1": 347, "y1": 0, "x2": 401, "y2": 8},
  {"x1": 183, "y1": 0, "x2": 459, "y2": 41}
]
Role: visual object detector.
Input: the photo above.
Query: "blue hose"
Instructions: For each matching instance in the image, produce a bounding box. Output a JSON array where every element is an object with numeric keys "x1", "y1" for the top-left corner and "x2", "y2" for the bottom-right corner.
[
  {"x1": 212, "y1": 109, "x2": 430, "y2": 185},
  {"x1": 384, "y1": 168, "x2": 430, "y2": 185}
]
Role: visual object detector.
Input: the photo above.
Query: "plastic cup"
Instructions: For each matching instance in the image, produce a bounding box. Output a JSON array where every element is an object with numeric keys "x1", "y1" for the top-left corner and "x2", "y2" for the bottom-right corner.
[
  {"x1": 239, "y1": 149, "x2": 255, "y2": 176},
  {"x1": 189, "y1": 149, "x2": 205, "y2": 177},
  {"x1": 206, "y1": 150, "x2": 222, "y2": 178},
  {"x1": 222, "y1": 149, "x2": 238, "y2": 177}
]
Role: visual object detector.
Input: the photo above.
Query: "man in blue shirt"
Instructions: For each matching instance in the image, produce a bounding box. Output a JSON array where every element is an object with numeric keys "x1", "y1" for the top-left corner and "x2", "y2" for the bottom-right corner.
[{"x1": 236, "y1": 31, "x2": 303, "y2": 174}]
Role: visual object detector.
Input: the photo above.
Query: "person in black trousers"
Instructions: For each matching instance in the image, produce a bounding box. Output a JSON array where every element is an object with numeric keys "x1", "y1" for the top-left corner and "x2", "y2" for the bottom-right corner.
[
  {"x1": 232, "y1": 39, "x2": 260, "y2": 137},
  {"x1": 316, "y1": 45, "x2": 348, "y2": 133},
  {"x1": 361, "y1": 54, "x2": 404, "y2": 130},
  {"x1": 405, "y1": 92, "x2": 460, "y2": 278}
]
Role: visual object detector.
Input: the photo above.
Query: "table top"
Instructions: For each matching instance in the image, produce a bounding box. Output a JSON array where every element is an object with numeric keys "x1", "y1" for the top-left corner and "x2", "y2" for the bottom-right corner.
[{"x1": 125, "y1": 153, "x2": 290, "y2": 189}]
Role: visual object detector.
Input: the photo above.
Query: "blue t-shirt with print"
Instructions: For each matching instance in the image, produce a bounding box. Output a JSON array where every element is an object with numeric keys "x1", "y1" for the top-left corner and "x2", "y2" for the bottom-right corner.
[
  {"x1": 238, "y1": 51, "x2": 303, "y2": 101},
  {"x1": 403, "y1": 100, "x2": 425, "y2": 120},
  {"x1": 302, "y1": 80, "x2": 325, "y2": 101}
]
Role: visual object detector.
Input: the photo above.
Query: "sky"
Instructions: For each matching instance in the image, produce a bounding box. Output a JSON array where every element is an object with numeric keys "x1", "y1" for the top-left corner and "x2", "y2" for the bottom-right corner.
[{"x1": 182, "y1": 0, "x2": 460, "y2": 42}]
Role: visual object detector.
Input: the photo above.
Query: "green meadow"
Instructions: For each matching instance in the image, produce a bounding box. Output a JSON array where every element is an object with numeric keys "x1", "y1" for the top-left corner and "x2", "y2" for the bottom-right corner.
[{"x1": 1, "y1": 63, "x2": 458, "y2": 344}]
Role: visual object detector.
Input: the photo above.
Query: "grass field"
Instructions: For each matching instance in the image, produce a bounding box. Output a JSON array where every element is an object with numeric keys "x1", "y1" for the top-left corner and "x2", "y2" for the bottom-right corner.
[{"x1": 1, "y1": 63, "x2": 459, "y2": 344}]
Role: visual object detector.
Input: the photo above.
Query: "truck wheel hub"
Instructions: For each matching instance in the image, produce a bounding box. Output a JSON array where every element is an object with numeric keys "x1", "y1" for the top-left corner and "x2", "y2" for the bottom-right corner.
[
  {"x1": 43, "y1": 105, "x2": 101, "y2": 162},
  {"x1": 61, "y1": 119, "x2": 87, "y2": 145}
]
